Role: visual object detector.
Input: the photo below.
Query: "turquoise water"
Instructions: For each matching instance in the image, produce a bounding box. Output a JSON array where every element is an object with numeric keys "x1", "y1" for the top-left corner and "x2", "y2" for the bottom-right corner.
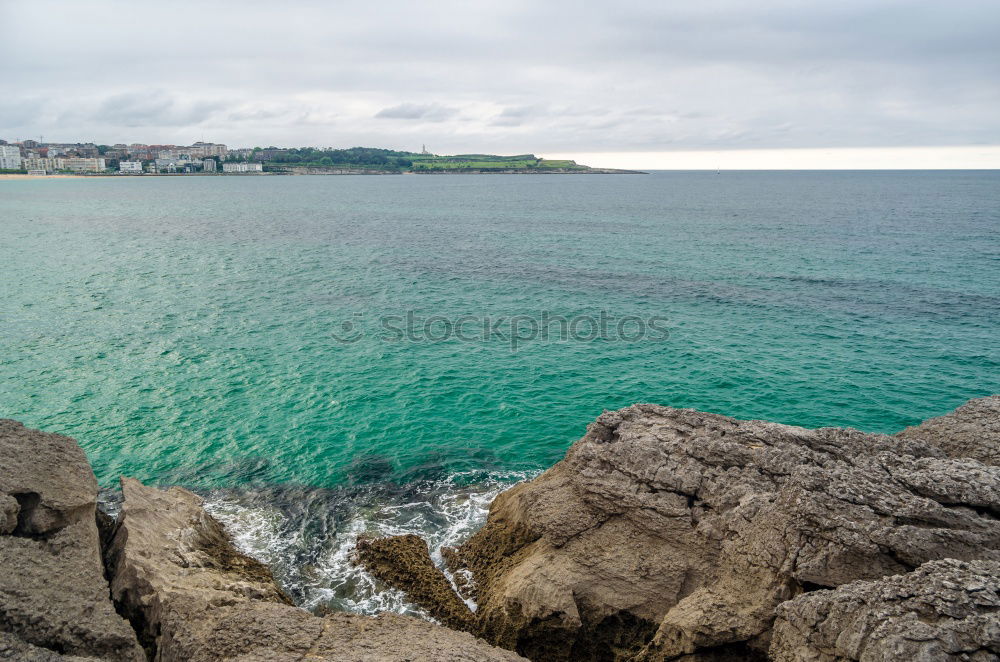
[
  {"x1": 2, "y1": 172, "x2": 999, "y2": 490},
  {"x1": 4, "y1": 171, "x2": 999, "y2": 613}
]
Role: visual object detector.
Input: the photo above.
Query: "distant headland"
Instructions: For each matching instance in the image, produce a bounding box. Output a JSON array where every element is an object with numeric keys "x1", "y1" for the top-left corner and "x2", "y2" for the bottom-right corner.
[{"x1": 0, "y1": 140, "x2": 644, "y2": 176}]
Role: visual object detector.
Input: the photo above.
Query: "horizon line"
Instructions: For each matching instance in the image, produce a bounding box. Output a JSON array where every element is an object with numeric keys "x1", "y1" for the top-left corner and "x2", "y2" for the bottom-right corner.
[{"x1": 547, "y1": 146, "x2": 1000, "y2": 170}]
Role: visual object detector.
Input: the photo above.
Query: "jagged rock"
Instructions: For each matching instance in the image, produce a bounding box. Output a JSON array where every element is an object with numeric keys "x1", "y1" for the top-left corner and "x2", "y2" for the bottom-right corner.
[
  {"x1": 0, "y1": 420, "x2": 145, "y2": 661},
  {"x1": 0, "y1": 631, "x2": 96, "y2": 661},
  {"x1": 108, "y1": 476, "x2": 526, "y2": 662},
  {"x1": 438, "y1": 404, "x2": 1000, "y2": 661},
  {"x1": 0, "y1": 631, "x2": 107, "y2": 661},
  {"x1": 898, "y1": 395, "x2": 1000, "y2": 466},
  {"x1": 769, "y1": 558, "x2": 1000, "y2": 661},
  {"x1": 356, "y1": 533, "x2": 476, "y2": 631}
]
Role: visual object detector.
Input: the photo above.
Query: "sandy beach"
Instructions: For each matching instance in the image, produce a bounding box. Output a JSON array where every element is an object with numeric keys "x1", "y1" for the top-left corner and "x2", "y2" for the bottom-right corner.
[{"x1": 0, "y1": 174, "x2": 90, "y2": 180}]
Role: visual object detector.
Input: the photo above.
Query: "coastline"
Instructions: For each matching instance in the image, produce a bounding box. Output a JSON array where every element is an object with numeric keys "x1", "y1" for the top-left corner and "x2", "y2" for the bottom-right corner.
[
  {"x1": 0, "y1": 168, "x2": 646, "y2": 180},
  {"x1": 2, "y1": 397, "x2": 998, "y2": 661},
  {"x1": 0, "y1": 173, "x2": 86, "y2": 180}
]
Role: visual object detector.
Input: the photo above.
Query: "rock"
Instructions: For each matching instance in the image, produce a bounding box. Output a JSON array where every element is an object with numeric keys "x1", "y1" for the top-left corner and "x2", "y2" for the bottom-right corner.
[
  {"x1": 0, "y1": 420, "x2": 145, "y2": 661},
  {"x1": 0, "y1": 631, "x2": 96, "y2": 661},
  {"x1": 441, "y1": 404, "x2": 1000, "y2": 661},
  {"x1": 0, "y1": 631, "x2": 108, "y2": 661},
  {"x1": 108, "y1": 476, "x2": 526, "y2": 661},
  {"x1": 898, "y1": 395, "x2": 1000, "y2": 466},
  {"x1": 356, "y1": 533, "x2": 476, "y2": 631},
  {"x1": 769, "y1": 558, "x2": 1000, "y2": 661}
]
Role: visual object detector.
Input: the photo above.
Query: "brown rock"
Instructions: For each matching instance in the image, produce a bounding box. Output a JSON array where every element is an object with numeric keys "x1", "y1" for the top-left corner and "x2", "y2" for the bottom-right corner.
[
  {"x1": 769, "y1": 558, "x2": 1000, "y2": 661},
  {"x1": 897, "y1": 395, "x2": 1000, "y2": 466},
  {"x1": 0, "y1": 631, "x2": 96, "y2": 661},
  {"x1": 108, "y1": 476, "x2": 526, "y2": 661},
  {"x1": 0, "y1": 420, "x2": 145, "y2": 661},
  {"x1": 445, "y1": 404, "x2": 1000, "y2": 661},
  {"x1": 355, "y1": 533, "x2": 476, "y2": 631}
]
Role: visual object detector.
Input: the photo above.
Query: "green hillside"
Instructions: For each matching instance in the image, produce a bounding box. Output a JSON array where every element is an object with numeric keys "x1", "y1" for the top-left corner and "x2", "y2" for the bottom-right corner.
[
  {"x1": 409, "y1": 154, "x2": 587, "y2": 171},
  {"x1": 257, "y1": 147, "x2": 597, "y2": 172}
]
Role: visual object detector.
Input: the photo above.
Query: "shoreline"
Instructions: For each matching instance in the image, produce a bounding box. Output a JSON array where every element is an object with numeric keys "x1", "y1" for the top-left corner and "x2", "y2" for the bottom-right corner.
[
  {"x1": 0, "y1": 168, "x2": 645, "y2": 180},
  {"x1": 2, "y1": 397, "x2": 997, "y2": 661}
]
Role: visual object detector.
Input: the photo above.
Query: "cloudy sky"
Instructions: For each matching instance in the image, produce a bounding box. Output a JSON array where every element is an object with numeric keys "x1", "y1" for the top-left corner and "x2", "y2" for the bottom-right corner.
[{"x1": 2, "y1": 0, "x2": 999, "y2": 167}]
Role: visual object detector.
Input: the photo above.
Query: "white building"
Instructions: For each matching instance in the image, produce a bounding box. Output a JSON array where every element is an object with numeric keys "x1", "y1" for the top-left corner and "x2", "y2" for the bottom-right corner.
[
  {"x1": 119, "y1": 161, "x2": 143, "y2": 174},
  {"x1": 202, "y1": 158, "x2": 217, "y2": 172},
  {"x1": 62, "y1": 158, "x2": 106, "y2": 172},
  {"x1": 23, "y1": 157, "x2": 65, "y2": 173},
  {"x1": 222, "y1": 161, "x2": 263, "y2": 173},
  {"x1": 0, "y1": 145, "x2": 23, "y2": 170}
]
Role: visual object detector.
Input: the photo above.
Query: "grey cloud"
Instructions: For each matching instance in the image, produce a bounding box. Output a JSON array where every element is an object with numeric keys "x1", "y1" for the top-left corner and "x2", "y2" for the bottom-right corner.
[
  {"x1": 0, "y1": 0, "x2": 997, "y2": 151},
  {"x1": 375, "y1": 103, "x2": 459, "y2": 122},
  {"x1": 93, "y1": 91, "x2": 224, "y2": 128},
  {"x1": 491, "y1": 105, "x2": 546, "y2": 127}
]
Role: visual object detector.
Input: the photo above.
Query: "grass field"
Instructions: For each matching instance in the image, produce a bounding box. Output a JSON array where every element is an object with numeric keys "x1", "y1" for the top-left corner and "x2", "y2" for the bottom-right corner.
[
  {"x1": 263, "y1": 151, "x2": 594, "y2": 172},
  {"x1": 408, "y1": 155, "x2": 587, "y2": 171}
]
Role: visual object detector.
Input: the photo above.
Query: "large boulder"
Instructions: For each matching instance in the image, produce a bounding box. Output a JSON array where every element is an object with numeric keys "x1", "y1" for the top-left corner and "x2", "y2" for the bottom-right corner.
[
  {"x1": 107, "y1": 476, "x2": 525, "y2": 662},
  {"x1": 897, "y1": 395, "x2": 1000, "y2": 466},
  {"x1": 0, "y1": 420, "x2": 144, "y2": 661},
  {"x1": 426, "y1": 402, "x2": 1000, "y2": 661},
  {"x1": 769, "y1": 558, "x2": 1000, "y2": 661}
]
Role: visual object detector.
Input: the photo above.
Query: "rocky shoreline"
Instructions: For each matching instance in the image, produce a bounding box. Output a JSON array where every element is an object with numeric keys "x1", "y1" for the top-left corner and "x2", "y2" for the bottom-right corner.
[{"x1": 2, "y1": 398, "x2": 998, "y2": 660}]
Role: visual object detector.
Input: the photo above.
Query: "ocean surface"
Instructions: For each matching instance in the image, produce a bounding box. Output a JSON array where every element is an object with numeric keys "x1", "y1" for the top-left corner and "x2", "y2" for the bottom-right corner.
[{"x1": 2, "y1": 171, "x2": 999, "y2": 614}]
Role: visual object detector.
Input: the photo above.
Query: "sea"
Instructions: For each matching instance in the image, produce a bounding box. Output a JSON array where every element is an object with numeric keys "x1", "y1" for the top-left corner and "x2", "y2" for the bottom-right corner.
[{"x1": 2, "y1": 170, "x2": 998, "y2": 615}]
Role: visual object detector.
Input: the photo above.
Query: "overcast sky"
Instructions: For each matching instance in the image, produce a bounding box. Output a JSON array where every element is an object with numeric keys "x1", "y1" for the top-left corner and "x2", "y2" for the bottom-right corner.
[{"x1": 2, "y1": 0, "x2": 998, "y2": 166}]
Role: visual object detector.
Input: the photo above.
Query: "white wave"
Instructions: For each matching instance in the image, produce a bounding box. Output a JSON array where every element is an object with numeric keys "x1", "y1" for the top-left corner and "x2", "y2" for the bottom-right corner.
[{"x1": 204, "y1": 470, "x2": 535, "y2": 618}]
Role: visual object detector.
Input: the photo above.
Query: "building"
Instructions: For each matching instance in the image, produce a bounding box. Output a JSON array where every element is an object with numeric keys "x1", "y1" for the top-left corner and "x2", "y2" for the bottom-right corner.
[
  {"x1": 22, "y1": 157, "x2": 65, "y2": 172},
  {"x1": 154, "y1": 148, "x2": 183, "y2": 160},
  {"x1": 189, "y1": 142, "x2": 228, "y2": 158},
  {"x1": 0, "y1": 144, "x2": 23, "y2": 170},
  {"x1": 62, "y1": 157, "x2": 106, "y2": 172},
  {"x1": 154, "y1": 158, "x2": 180, "y2": 173},
  {"x1": 222, "y1": 161, "x2": 263, "y2": 173},
  {"x1": 202, "y1": 158, "x2": 217, "y2": 172},
  {"x1": 26, "y1": 169, "x2": 47, "y2": 176},
  {"x1": 119, "y1": 161, "x2": 143, "y2": 174},
  {"x1": 52, "y1": 143, "x2": 100, "y2": 158},
  {"x1": 147, "y1": 145, "x2": 178, "y2": 159}
]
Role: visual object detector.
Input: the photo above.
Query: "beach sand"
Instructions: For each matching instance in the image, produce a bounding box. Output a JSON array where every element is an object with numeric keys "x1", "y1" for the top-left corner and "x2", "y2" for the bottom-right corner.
[{"x1": 0, "y1": 174, "x2": 90, "y2": 180}]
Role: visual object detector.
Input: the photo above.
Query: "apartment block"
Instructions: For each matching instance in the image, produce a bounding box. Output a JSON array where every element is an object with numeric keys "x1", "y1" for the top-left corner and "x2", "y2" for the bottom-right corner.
[
  {"x1": 0, "y1": 144, "x2": 23, "y2": 169},
  {"x1": 222, "y1": 161, "x2": 263, "y2": 173},
  {"x1": 62, "y1": 157, "x2": 107, "y2": 172}
]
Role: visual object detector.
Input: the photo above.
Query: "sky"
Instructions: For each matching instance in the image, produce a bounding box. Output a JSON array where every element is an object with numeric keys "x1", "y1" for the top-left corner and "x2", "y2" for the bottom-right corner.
[{"x1": 2, "y1": 0, "x2": 999, "y2": 168}]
